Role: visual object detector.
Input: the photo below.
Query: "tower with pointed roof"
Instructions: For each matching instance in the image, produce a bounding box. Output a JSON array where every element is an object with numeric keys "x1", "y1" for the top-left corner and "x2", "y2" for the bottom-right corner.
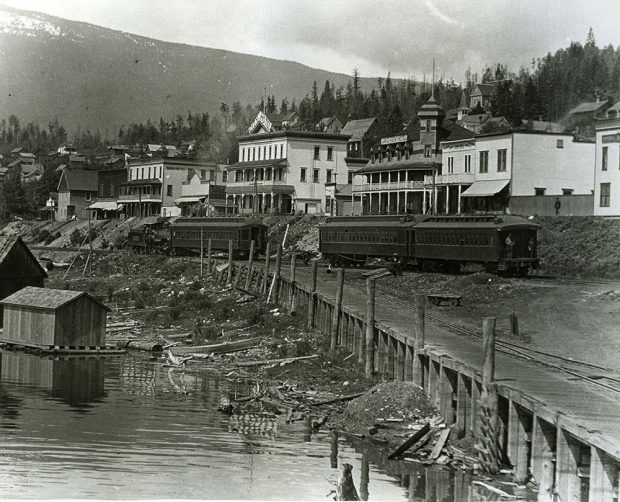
[{"x1": 417, "y1": 91, "x2": 445, "y2": 163}]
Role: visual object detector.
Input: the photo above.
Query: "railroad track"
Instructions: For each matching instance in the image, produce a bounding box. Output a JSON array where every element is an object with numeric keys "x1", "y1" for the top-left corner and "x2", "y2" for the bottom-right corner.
[{"x1": 381, "y1": 293, "x2": 620, "y2": 396}]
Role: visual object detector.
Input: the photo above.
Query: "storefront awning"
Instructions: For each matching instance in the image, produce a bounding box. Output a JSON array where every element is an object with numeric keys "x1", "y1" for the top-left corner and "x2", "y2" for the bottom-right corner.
[
  {"x1": 460, "y1": 179, "x2": 509, "y2": 197},
  {"x1": 88, "y1": 201, "x2": 119, "y2": 211},
  {"x1": 174, "y1": 196, "x2": 205, "y2": 204}
]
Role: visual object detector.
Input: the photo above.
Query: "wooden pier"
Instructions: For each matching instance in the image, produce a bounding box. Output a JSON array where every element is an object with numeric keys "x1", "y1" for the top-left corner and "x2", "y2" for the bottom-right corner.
[{"x1": 209, "y1": 242, "x2": 620, "y2": 501}]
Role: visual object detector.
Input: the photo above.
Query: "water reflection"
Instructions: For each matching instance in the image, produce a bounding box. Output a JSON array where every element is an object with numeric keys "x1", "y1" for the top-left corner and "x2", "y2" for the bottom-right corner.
[
  {"x1": 0, "y1": 352, "x2": 523, "y2": 500},
  {"x1": 0, "y1": 350, "x2": 104, "y2": 408}
]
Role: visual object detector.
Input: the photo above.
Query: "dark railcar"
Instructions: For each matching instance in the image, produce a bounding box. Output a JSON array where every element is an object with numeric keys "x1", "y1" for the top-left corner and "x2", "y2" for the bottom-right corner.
[
  {"x1": 127, "y1": 217, "x2": 171, "y2": 253},
  {"x1": 319, "y1": 215, "x2": 417, "y2": 266},
  {"x1": 170, "y1": 217, "x2": 267, "y2": 258},
  {"x1": 411, "y1": 215, "x2": 539, "y2": 275}
]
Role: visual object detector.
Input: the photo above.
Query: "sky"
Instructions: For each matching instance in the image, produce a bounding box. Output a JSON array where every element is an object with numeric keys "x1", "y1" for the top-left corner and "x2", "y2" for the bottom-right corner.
[{"x1": 2, "y1": 0, "x2": 620, "y2": 81}]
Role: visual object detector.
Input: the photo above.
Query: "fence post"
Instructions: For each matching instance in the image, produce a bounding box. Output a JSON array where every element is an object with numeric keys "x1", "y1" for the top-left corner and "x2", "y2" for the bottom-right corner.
[
  {"x1": 307, "y1": 261, "x2": 318, "y2": 329},
  {"x1": 227, "y1": 240, "x2": 234, "y2": 284},
  {"x1": 477, "y1": 317, "x2": 500, "y2": 474},
  {"x1": 262, "y1": 241, "x2": 271, "y2": 294},
  {"x1": 206, "y1": 238, "x2": 212, "y2": 275},
  {"x1": 272, "y1": 244, "x2": 282, "y2": 304},
  {"x1": 412, "y1": 294, "x2": 425, "y2": 385},
  {"x1": 289, "y1": 253, "x2": 297, "y2": 315},
  {"x1": 365, "y1": 278, "x2": 376, "y2": 377},
  {"x1": 330, "y1": 268, "x2": 345, "y2": 350},
  {"x1": 245, "y1": 240, "x2": 255, "y2": 290}
]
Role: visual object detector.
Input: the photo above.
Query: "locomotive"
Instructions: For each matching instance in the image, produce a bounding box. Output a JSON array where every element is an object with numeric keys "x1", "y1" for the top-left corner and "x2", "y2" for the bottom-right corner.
[
  {"x1": 319, "y1": 214, "x2": 539, "y2": 276},
  {"x1": 128, "y1": 217, "x2": 267, "y2": 258}
]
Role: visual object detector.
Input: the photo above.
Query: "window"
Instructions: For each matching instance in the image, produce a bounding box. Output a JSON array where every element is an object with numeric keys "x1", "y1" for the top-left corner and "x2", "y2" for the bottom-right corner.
[
  {"x1": 479, "y1": 151, "x2": 489, "y2": 173},
  {"x1": 99, "y1": 183, "x2": 104, "y2": 195},
  {"x1": 201, "y1": 169, "x2": 206, "y2": 179},
  {"x1": 535, "y1": 187, "x2": 546, "y2": 196},
  {"x1": 327, "y1": 147, "x2": 333, "y2": 161},
  {"x1": 313, "y1": 169, "x2": 319, "y2": 183},
  {"x1": 269, "y1": 145, "x2": 272, "y2": 159},
  {"x1": 497, "y1": 149, "x2": 507, "y2": 172},
  {"x1": 326, "y1": 170, "x2": 333, "y2": 183},
  {"x1": 167, "y1": 185, "x2": 173, "y2": 196},
  {"x1": 222, "y1": 170, "x2": 228, "y2": 182},
  {"x1": 280, "y1": 144, "x2": 284, "y2": 158},
  {"x1": 85, "y1": 192, "x2": 91, "y2": 201},
  {"x1": 562, "y1": 189, "x2": 573, "y2": 196},
  {"x1": 263, "y1": 146, "x2": 266, "y2": 159},
  {"x1": 348, "y1": 172, "x2": 353, "y2": 184},
  {"x1": 242, "y1": 148, "x2": 246, "y2": 161},
  {"x1": 210, "y1": 169, "x2": 215, "y2": 180},
  {"x1": 557, "y1": 139, "x2": 564, "y2": 149},
  {"x1": 465, "y1": 154, "x2": 471, "y2": 173},
  {"x1": 300, "y1": 168, "x2": 307, "y2": 182},
  {"x1": 424, "y1": 145, "x2": 432, "y2": 158},
  {"x1": 371, "y1": 152, "x2": 375, "y2": 163},
  {"x1": 447, "y1": 156, "x2": 454, "y2": 174},
  {"x1": 602, "y1": 146, "x2": 608, "y2": 171},
  {"x1": 600, "y1": 183, "x2": 610, "y2": 207},
  {"x1": 148, "y1": 166, "x2": 151, "y2": 178},
  {"x1": 110, "y1": 182, "x2": 115, "y2": 195},
  {"x1": 425, "y1": 119, "x2": 431, "y2": 132},
  {"x1": 141, "y1": 167, "x2": 145, "y2": 179},
  {"x1": 314, "y1": 146, "x2": 320, "y2": 160}
]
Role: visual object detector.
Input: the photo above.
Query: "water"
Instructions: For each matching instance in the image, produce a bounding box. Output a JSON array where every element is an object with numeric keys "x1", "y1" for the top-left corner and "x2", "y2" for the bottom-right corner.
[{"x1": 0, "y1": 351, "x2": 478, "y2": 500}]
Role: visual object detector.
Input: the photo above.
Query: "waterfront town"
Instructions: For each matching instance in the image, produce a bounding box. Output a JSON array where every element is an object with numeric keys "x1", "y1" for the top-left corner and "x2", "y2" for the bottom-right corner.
[{"x1": 1, "y1": 2, "x2": 620, "y2": 502}]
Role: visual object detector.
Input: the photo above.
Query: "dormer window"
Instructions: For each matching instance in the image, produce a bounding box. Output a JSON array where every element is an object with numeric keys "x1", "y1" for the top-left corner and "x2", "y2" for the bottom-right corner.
[
  {"x1": 404, "y1": 146, "x2": 410, "y2": 160},
  {"x1": 426, "y1": 119, "x2": 431, "y2": 132},
  {"x1": 396, "y1": 146, "x2": 402, "y2": 161},
  {"x1": 370, "y1": 151, "x2": 375, "y2": 164}
]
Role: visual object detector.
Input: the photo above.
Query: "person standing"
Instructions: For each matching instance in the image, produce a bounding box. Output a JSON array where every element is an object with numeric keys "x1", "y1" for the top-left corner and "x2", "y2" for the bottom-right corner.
[{"x1": 554, "y1": 197, "x2": 561, "y2": 216}]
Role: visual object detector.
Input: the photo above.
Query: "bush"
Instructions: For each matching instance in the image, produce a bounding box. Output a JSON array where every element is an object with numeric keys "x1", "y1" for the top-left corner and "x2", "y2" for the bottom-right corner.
[
  {"x1": 69, "y1": 228, "x2": 84, "y2": 247},
  {"x1": 38, "y1": 229, "x2": 50, "y2": 242}
]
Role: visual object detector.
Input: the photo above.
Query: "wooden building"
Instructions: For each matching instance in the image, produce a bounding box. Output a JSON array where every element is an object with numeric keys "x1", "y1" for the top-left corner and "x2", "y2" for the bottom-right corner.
[
  {"x1": 0, "y1": 287, "x2": 110, "y2": 349},
  {"x1": 0, "y1": 235, "x2": 48, "y2": 324}
]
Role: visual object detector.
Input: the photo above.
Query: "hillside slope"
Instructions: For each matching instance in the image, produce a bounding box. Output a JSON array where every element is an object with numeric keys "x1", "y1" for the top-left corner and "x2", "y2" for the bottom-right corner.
[{"x1": 0, "y1": 5, "x2": 379, "y2": 134}]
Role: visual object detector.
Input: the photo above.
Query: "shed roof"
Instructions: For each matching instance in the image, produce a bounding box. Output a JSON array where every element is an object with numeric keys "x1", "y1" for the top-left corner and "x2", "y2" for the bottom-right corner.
[
  {"x1": 568, "y1": 101, "x2": 609, "y2": 115},
  {"x1": 0, "y1": 286, "x2": 110, "y2": 311},
  {"x1": 341, "y1": 118, "x2": 378, "y2": 141},
  {"x1": 0, "y1": 235, "x2": 48, "y2": 277}
]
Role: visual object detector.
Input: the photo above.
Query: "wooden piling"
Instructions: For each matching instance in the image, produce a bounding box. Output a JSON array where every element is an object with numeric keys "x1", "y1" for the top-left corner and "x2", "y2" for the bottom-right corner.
[
  {"x1": 364, "y1": 278, "x2": 375, "y2": 377},
  {"x1": 200, "y1": 227, "x2": 204, "y2": 278},
  {"x1": 456, "y1": 373, "x2": 471, "y2": 435},
  {"x1": 396, "y1": 341, "x2": 405, "y2": 381},
  {"x1": 412, "y1": 294, "x2": 425, "y2": 385},
  {"x1": 227, "y1": 240, "x2": 234, "y2": 283},
  {"x1": 306, "y1": 261, "x2": 318, "y2": 329},
  {"x1": 245, "y1": 240, "x2": 255, "y2": 290},
  {"x1": 404, "y1": 344, "x2": 413, "y2": 381},
  {"x1": 507, "y1": 400, "x2": 530, "y2": 484},
  {"x1": 330, "y1": 268, "x2": 345, "y2": 350},
  {"x1": 531, "y1": 416, "x2": 555, "y2": 502},
  {"x1": 555, "y1": 429, "x2": 582, "y2": 502},
  {"x1": 589, "y1": 446, "x2": 616, "y2": 501},
  {"x1": 477, "y1": 317, "x2": 500, "y2": 474}
]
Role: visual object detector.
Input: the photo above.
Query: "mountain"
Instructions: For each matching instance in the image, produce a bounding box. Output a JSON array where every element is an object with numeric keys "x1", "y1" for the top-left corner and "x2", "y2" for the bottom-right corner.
[{"x1": 0, "y1": 5, "x2": 379, "y2": 136}]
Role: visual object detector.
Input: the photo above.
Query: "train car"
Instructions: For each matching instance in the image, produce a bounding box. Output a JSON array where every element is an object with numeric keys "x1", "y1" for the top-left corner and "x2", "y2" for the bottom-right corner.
[
  {"x1": 169, "y1": 217, "x2": 267, "y2": 258},
  {"x1": 411, "y1": 215, "x2": 539, "y2": 275},
  {"x1": 127, "y1": 217, "x2": 171, "y2": 253},
  {"x1": 319, "y1": 215, "x2": 418, "y2": 266}
]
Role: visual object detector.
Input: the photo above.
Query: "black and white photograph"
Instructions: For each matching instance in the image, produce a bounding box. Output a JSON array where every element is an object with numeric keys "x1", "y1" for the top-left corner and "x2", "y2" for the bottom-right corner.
[{"x1": 0, "y1": 1, "x2": 619, "y2": 500}]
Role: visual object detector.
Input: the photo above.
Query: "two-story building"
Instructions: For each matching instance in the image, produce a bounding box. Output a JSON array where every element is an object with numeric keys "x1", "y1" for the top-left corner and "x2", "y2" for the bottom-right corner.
[
  {"x1": 57, "y1": 168, "x2": 98, "y2": 221},
  {"x1": 119, "y1": 158, "x2": 225, "y2": 217},
  {"x1": 434, "y1": 131, "x2": 595, "y2": 215},
  {"x1": 176, "y1": 169, "x2": 227, "y2": 216},
  {"x1": 341, "y1": 117, "x2": 380, "y2": 160},
  {"x1": 593, "y1": 102, "x2": 620, "y2": 216},
  {"x1": 225, "y1": 118, "x2": 349, "y2": 215}
]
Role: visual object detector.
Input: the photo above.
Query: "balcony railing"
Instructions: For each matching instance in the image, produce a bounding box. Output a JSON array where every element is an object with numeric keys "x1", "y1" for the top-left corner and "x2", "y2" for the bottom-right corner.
[
  {"x1": 118, "y1": 193, "x2": 162, "y2": 202},
  {"x1": 226, "y1": 179, "x2": 288, "y2": 188},
  {"x1": 352, "y1": 180, "x2": 424, "y2": 192},
  {"x1": 423, "y1": 173, "x2": 475, "y2": 185}
]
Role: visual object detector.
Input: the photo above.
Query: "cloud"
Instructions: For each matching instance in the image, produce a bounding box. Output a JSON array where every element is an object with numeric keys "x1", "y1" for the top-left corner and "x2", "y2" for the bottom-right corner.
[{"x1": 424, "y1": 0, "x2": 464, "y2": 27}]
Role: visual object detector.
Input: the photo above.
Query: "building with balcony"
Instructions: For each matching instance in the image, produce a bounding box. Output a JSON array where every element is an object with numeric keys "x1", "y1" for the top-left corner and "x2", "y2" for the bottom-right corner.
[
  {"x1": 351, "y1": 94, "x2": 472, "y2": 215},
  {"x1": 432, "y1": 131, "x2": 595, "y2": 215},
  {"x1": 119, "y1": 158, "x2": 225, "y2": 217},
  {"x1": 225, "y1": 122, "x2": 349, "y2": 215},
  {"x1": 593, "y1": 111, "x2": 620, "y2": 216}
]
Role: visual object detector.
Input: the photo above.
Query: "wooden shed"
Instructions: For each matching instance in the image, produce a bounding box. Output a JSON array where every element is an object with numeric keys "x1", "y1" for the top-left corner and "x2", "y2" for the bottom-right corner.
[
  {"x1": 0, "y1": 287, "x2": 110, "y2": 350},
  {"x1": 0, "y1": 235, "x2": 48, "y2": 324}
]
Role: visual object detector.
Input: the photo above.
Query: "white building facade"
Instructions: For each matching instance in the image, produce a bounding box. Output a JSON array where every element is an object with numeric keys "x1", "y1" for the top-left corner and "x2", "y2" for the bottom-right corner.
[
  {"x1": 226, "y1": 129, "x2": 349, "y2": 215},
  {"x1": 594, "y1": 116, "x2": 620, "y2": 216}
]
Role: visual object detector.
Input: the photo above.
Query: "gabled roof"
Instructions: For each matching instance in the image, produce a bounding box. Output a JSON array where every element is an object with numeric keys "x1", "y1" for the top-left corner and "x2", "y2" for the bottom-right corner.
[
  {"x1": 69, "y1": 155, "x2": 87, "y2": 163},
  {"x1": 7, "y1": 159, "x2": 21, "y2": 168},
  {"x1": 265, "y1": 112, "x2": 298, "y2": 125},
  {"x1": 0, "y1": 286, "x2": 109, "y2": 311},
  {"x1": 58, "y1": 168, "x2": 98, "y2": 192},
  {"x1": 443, "y1": 120, "x2": 476, "y2": 141},
  {"x1": 606, "y1": 101, "x2": 620, "y2": 116},
  {"x1": 0, "y1": 235, "x2": 48, "y2": 277},
  {"x1": 19, "y1": 152, "x2": 35, "y2": 158},
  {"x1": 9, "y1": 147, "x2": 23, "y2": 154},
  {"x1": 471, "y1": 83, "x2": 498, "y2": 97},
  {"x1": 341, "y1": 118, "x2": 378, "y2": 141},
  {"x1": 521, "y1": 119, "x2": 565, "y2": 133},
  {"x1": 568, "y1": 101, "x2": 610, "y2": 115},
  {"x1": 316, "y1": 116, "x2": 342, "y2": 130}
]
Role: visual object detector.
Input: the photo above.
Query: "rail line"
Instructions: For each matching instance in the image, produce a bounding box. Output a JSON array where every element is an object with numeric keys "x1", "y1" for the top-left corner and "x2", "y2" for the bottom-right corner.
[{"x1": 380, "y1": 293, "x2": 620, "y2": 396}]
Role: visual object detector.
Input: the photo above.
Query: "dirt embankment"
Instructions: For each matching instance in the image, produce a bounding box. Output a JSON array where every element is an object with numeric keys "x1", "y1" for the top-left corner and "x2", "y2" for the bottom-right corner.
[{"x1": 534, "y1": 216, "x2": 620, "y2": 278}]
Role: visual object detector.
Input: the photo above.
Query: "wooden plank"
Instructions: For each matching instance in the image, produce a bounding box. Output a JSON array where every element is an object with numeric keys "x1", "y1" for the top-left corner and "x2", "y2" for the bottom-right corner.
[
  {"x1": 171, "y1": 337, "x2": 260, "y2": 355},
  {"x1": 387, "y1": 422, "x2": 431, "y2": 460},
  {"x1": 430, "y1": 428, "x2": 451, "y2": 460}
]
